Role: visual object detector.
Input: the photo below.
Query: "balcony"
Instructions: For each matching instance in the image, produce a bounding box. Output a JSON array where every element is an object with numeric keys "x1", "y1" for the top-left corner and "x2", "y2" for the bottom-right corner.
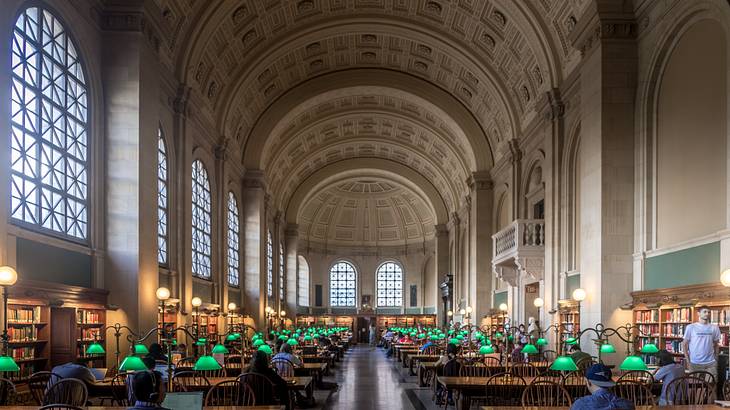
[{"x1": 492, "y1": 219, "x2": 545, "y2": 285}]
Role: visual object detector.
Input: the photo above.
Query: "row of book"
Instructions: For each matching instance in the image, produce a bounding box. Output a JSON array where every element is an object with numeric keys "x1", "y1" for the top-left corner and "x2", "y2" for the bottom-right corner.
[
  {"x1": 76, "y1": 310, "x2": 102, "y2": 324},
  {"x1": 665, "y1": 340, "x2": 686, "y2": 354},
  {"x1": 80, "y1": 328, "x2": 101, "y2": 341},
  {"x1": 635, "y1": 310, "x2": 659, "y2": 323},
  {"x1": 9, "y1": 347, "x2": 34, "y2": 360},
  {"x1": 8, "y1": 326, "x2": 38, "y2": 342},
  {"x1": 636, "y1": 324, "x2": 659, "y2": 337},
  {"x1": 664, "y1": 308, "x2": 692, "y2": 322},
  {"x1": 662, "y1": 323, "x2": 687, "y2": 337},
  {"x1": 710, "y1": 309, "x2": 730, "y2": 325},
  {"x1": 7, "y1": 306, "x2": 42, "y2": 324},
  {"x1": 6, "y1": 365, "x2": 34, "y2": 380}
]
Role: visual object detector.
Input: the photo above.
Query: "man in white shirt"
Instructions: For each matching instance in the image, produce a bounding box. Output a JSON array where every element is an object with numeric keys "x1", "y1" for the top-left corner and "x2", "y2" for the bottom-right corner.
[{"x1": 681, "y1": 305, "x2": 721, "y2": 381}]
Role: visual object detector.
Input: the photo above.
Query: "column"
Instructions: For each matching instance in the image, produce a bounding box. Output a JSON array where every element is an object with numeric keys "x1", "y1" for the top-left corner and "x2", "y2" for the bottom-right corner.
[
  {"x1": 434, "y1": 224, "x2": 449, "y2": 325},
  {"x1": 215, "y1": 141, "x2": 229, "y2": 318},
  {"x1": 285, "y1": 224, "x2": 299, "y2": 317},
  {"x1": 468, "y1": 172, "x2": 494, "y2": 323},
  {"x1": 243, "y1": 171, "x2": 267, "y2": 329}
]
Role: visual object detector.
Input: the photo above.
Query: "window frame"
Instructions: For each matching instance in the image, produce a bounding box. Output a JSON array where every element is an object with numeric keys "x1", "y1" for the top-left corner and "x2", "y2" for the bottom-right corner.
[
  {"x1": 157, "y1": 128, "x2": 168, "y2": 266},
  {"x1": 226, "y1": 191, "x2": 240, "y2": 287},
  {"x1": 329, "y1": 260, "x2": 357, "y2": 307},
  {"x1": 376, "y1": 261, "x2": 404, "y2": 307},
  {"x1": 191, "y1": 159, "x2": 212, "y2": 280},
  {"x1": 266, "y1": 231, "x2": 273, "y2": 297}
]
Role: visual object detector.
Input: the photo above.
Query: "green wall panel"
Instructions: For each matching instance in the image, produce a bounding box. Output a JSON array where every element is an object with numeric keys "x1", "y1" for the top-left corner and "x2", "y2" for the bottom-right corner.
[
  {"x1": 17, "y1": 238, "x2": 92, "y2": 288},
  {"x1": 494, "y1": 291, "x2": 507, "y2": 308},
  {"x1": 567, "y1": 274, "x2": 580, "y2": 297},
  {"x1": 644, "y1": 241, "x2": 720, "y2": 290}
]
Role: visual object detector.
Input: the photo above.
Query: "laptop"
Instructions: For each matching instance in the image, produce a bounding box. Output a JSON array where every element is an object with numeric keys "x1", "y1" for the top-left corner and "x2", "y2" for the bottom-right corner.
[
  {"x1": 162, "y1": 392, "x2": 203, "y2": 410},
  {"x1": 89, "y1": 368, "x2": 107, "y2": 381}
]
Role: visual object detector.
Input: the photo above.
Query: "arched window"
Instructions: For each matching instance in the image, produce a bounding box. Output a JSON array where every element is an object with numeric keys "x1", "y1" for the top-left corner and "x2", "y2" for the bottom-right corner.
[
  {"x1": 266, "y1": 231, "x2": 273, "y2": 297},
  {"x1": 298, "y1": 255, "x2": 309, "y2": 307},
  {"x1": 279, "y1": 242, "x2": 285, "y2": 300},
  {"x1": 376, "y1": 261, "x2": 403, "y2": 307},
  {"x1": 226, "y1": 192, "x2": 239, "y2": 286},
  {"x1": 157, "y1": 129, "x2": 168, "y2": 265},
  {"x1": 11, "y1": 7, "x2": 89, "y2": 240},
  {"x1": 191, "y1": 160, "x2": 211, "y2": 279},
  {"x1": 330, "y1": 261, "x2": 356, "y2": 307}
]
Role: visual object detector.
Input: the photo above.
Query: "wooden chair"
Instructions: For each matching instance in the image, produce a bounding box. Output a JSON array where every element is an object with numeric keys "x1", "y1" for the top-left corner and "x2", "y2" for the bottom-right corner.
[
  {"x1": 204, "y1": 380, "x2": 256, "y2": 406},
  {"x1": 688, "y1": 370, "x2": 716, "y2": 386},
  {"x1": 724, "y1": 379, "x2": 730, "y2": 400},
  {"x1": 561, "y1": 370, "x2": 589, "y2": 398},
  {"x1": 197, "y1": 367, "x2": 226, "y2": 378},
  {"x1": 0, "y1": 377, "x2": 15, "y2": 405},
  {"x1": 484, "y1": 372, "x2": 526, "y2": 406},
  {"x1": 510, "y1": 362, "x2": 539, "y2": 378},
  {"x1": 110, "y1": 373, "x2": 130, "y2": 406},
  {"x1": 172, "y1": 371, "x2": 210, "y2": 392},
  {"x1": 534, "y1": 369, "x2": 564, "y2": 384},
  {"x1": 575, "y1": 357, "x2": 594, "y2": 373},
  {"x1": 39, "y1": 406, "x2": 84, "y2": 410},
  {"x1": 423, "y1": 345, "x2": 440, "y2": 355},
  {"x1": 175, "y1": 356, "x2": 196, "y2": 371},
  {"x1": 482, "y1": 356, "x2": 501, "y2": 367},
  {"x1": 237, "y1": 373, "x2": 277, "y2": 406},
  {"x1": 541, "y1": 350, "x2": 557, "y2": 363},
  {"x1": 618, "y1": 370, "x2": 654, "y2": 385},
  {"x1": 666, "y1": 375, "x2": 714, "y2": 405},
  {"x1": 459, "y1": 363, "x2": 489, "y2": 377},
  {"x1": 271, "y1": 357, "x2": 295, "y2": 377},
  {"x1": 614, "y1": 380, "x2": 656, "y2": 406},
  {"x1": 42, "y1": 378, "x2": 88, "y2": 407},
  {"x1": 225, "y1": 354, "x2": 244, "y2": 375},
  {"x1": 521, "y1": 380, "x2": 572, "y2": 407},
  {"x1": 29, "y1": 371, "x2": 60, "y2": 405}
]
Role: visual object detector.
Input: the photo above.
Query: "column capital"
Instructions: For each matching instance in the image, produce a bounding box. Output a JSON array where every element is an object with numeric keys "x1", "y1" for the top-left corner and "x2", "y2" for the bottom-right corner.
[
  {"x1": 285, "y1": 224, "x2": 299, "y2": 237},
  {"x1": 171, "y1": 85, "x2": 191, "y2": 116},
  {"x1": 215, "y1": 137, "x2": 230, "y2": 160},
  {"x1": 243, "y1": 169, "x2": 266, "y2": 190},
  {"x1": 467, "y1": 171, "x2": 493, "y2": 191},
  {"x1": 569, "y1": 1, "x2": 637, "y2": 57},
  {"x1": 435, "y1": 224, "x2": 449, "y2": 237},
  {"x1": 537, "y1": 88, "x2": 565, "y2": 121}
]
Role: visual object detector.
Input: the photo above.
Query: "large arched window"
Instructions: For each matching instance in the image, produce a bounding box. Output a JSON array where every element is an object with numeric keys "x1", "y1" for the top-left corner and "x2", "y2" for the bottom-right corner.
[
  {"x1": 298, "y1": 255, "x2": 309, "y2": 307},
  {"x1": 191, "y1": 160, "x2": 211, "y2": 279},
  {"x1": 11, "y1": 6, "x2": 88, "y2": 240},
  {"x1": 157, "y1": 129, "x2": 168, "y2": 265},
  {"x1": 279, "y1": 242, "x2": 285, "y2": 300},
  {"x1": 376, "y1": 261, "x2": 403, "y2": 307},
  {"x1": 266, "y1": 231, "x2": 273, "y2": 297},
  {"x1": 226, "y1": 192, "x2": 239, "y2": 286},
  {"x1": 330, "y1": 261, "x2": 356, "y2": 307}
]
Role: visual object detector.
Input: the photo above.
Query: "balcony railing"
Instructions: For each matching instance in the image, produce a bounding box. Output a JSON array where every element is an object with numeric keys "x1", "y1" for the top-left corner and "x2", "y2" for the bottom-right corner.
[{"x1": 492, "y1": 219, "x2": 545, "y2": 264}]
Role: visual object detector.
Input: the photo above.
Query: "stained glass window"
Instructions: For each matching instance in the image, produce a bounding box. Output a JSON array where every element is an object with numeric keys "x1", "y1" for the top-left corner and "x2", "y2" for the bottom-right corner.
[
  {"x1": 266, "y1": 231, "x2": 273, "y2": 297},
  {"x1": 376, "y1": 262, "x2": 403, "y2": 307},
  {"x1": 330, "y1": 261, "x2": 356, "y2": 307},
  {"x1": 227, "y1": 192, "x2": 239, "y2": 286},
  {"x1": 157, "y1": 130, "x2": 168, "y2": 265},
  {"x1": 298, "y1": 255, "x2": 309, "y2": 307},
  {"x1": 191, "y1": 160, "x2": 211, "y2": 279},
  {"x1": 11, "y1": 7, "x2": 88, "y2": 240},
  {"x1": 279, "y1": 242, "x2": 285, "y2": 300}
]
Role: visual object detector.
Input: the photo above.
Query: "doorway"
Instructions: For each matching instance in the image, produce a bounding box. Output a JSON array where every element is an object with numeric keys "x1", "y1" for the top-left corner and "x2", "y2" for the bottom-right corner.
[
  {"x1": 356, "y1": 316, "x2": 374, "y2": 344},
  {"x1": 524, "y1": 282, "x2": 540, "y2": 325}
]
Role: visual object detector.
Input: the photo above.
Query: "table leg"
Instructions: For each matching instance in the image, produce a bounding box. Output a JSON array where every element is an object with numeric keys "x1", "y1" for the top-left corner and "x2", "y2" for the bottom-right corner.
[
  {"x1": 409, "y1": 359, "x2": 416, "y2": 376},
  {"x1": 456, "y1": 390, "x2": 470, "y2": 410}
]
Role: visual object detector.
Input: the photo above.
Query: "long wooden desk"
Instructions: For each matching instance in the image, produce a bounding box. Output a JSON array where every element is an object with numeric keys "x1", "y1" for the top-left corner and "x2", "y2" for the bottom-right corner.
[
  {"x1": 3, "y1": 407, "x2": 285, "y2": 410},
  {"x1": 482, "y1": 407, "x2": 724, "y2": 410}
]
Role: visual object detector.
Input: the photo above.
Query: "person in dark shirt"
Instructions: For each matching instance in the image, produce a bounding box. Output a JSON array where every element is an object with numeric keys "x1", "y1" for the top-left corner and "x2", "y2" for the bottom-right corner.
[
  {"x1": 571, "y1": 363, "x2": 634, "y2": 410},
  {"x1": 247, "y1": 350, "x2": 289, "y2": 405},
  {"x1": 50, "y1": 359, "x2": 96, "y2": 387},
  {"x1": 126, "y1": 370, "x2": 169, "y2": 409},
  {"x1": 569, "y1": 344, "x2": 592, "y2": 365},
  {"x1": 146, "y1": 343, "x2": 167, "y2": 362}
]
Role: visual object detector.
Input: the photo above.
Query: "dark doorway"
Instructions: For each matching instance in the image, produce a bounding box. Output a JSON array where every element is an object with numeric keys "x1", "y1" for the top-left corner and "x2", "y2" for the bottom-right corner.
[
  {"x1": 533, "y1": 199, "x2": 545, "y2": 219},
  {"x1": 50, "y1": 307, "x2": 76, "y2": 366},
  {"x1": 356, "y1": 316, "x2": 373, "y2": 344}
]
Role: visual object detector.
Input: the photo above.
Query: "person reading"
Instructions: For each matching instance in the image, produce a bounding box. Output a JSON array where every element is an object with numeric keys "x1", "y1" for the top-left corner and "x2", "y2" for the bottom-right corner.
[
  {"x1": 126, "y1": 370, "x2": 168, "y2": 409},
  {"x1": 653, "y1": 349, "x2": 685, "y2": 405},
  {"x1": 571, "y1": 363, "x2": 634, "y2": 410},
  {"x1": 681, "y1": 305, "x2": 720, "y2": 381}
]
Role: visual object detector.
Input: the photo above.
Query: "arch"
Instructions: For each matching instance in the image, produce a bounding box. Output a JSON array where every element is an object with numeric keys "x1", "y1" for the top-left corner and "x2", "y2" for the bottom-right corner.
[
  {"x1": 521, "y1": 151, "x2": 545, "y2": 219},
  {"x1": 285, "y1": 158, "x2": 449, "y2": 226},
  {"x1": 226, "y1": 191, "x2": 240, "y2": 287},
  {"x1": 10, "y1": 4, "x2": 90, "y2": 241},
  {"x1": 297, "y1": 255, "x2": 310, "y2": 307},
  {"x1": 157, "y1": 126, "x2": 169, "y2": 265},
  {"x1": 376, "y1": 260, "x2": 404, "y2": 307},
  {"x1": 243, "y1": 70, "x2": 492, "y2": 171},
  {"x1": 191, "y1": 159, "x2": 212, "y2": 279},
  {"x1": 562, "y1": 124, "x2": 582, "y2": 272},
  {"x1": 494, "y1": 185, "x2": 511, "y2": 231},
  {"x1": 329, "y1": 260, "x2": 357, "y2": 307},
  {"x1": 266, "y1": 230, "x2": 273, "y2": 298},
  {"x1": 278, "y1": 241, "x2": 285, "y2": 301}
]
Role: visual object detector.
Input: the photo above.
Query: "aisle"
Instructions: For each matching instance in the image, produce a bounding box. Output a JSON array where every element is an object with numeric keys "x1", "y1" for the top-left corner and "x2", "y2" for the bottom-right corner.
[{"x1": 323, "y1": 345, "x2": 427, "y2": 410}]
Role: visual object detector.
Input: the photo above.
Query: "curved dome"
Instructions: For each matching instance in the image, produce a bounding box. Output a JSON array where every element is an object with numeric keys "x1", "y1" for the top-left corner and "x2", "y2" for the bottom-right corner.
[{"x1": 298, "y1": 177, "x2": 436, "y2": 248}]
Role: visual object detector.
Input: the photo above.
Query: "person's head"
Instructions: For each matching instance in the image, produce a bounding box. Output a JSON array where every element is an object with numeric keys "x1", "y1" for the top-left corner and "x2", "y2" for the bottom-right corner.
[
  {"x1": 446, "y1": 343, "x2": 460, "y2": 356},
  {"x1": 528, "y1": 317, "x2": 535, "y2": 325},
  {"x1": 280, "y1": 343, "x2": 293, "y2": 354},
  {"x1": 130, "y1": 370, "x2": 165, "y2": 404},
  {"x1": 142, "y1": 357, "x2": 156, "y2": 370},
  {"x1": 250, "y1": 350, "x2": 270, "y2": 372},
  {"x1": 176, "y1": 343, "x2": 186, "y2": 352},
  {"x1": 657, "y1": 349, "x2": 676, "y2": 367},
  {"x1": 585, "y1": 363, "x2": 615, "y2": 392},
  {"x1": 149, "y1": 343, "x2": 163, "y2": 356},
  {"x1": 697, "y1": 305, "x2": 711, "y2": 322},
  {"x1": 569, "y1": 344, "x2": 581, "y2": 353}
]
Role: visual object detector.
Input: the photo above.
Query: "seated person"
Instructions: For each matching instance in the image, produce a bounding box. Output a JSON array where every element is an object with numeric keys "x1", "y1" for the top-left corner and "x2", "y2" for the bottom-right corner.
[
  {"x1": 571, "y1": 364, "x2": 634, "y2": 410},
  {"x1": 510, "y1": 342, "x2": 524, "y2": 363},
  {"x1": 50, "y1": 358, "x2": 96, "y2": 387},
  {"x1": 127, "y1": 370, "x2": 169, "y2": 409},
  {"x1": 419, "y1": 339, "x2": 436, "y2": 352},
  {"x1": 146, "y1": 343, "x2": 167, "y2": 362},
  {"x1": 273, "y1": 343, "x2": 302, "y2": 367},
  {"x1": 569, "y1": 344, "x2": 592, "y2": 365},
  {"x1": 653, "y1": 349, "x2": 685, "y2": 405},
  {"x1": 247, "y1": 350, "x2": 289, "y2": 405}
]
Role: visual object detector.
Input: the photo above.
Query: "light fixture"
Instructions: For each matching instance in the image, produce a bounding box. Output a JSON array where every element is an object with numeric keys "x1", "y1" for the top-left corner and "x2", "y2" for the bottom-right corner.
[
  {"x1": 0, "y1": 267, "x2": 18, "y2": 287},
  {"x1": 499, "y1": 303, "x2": 508, "y2": 312},
  {"x1": 533, "y1": 298, "x2": 544, "y2": 308},
  {"x1": 640, "y1": 343, "x2": 659, "y2": 354},
  {"x1": 253, "y1": 339, "x2": 265, "y2": 347},
  {"x1": 86, "y1": 342, "x2": 106, "y2": 355},
  {"x1": 479, "y1": 345, "x2": 495, "y2": 354},
  {"x1": 133, "y1": 344, "x2": 149, "y2": 355},
  {"x1": 465, "y1": 306, "x2": 473, "y2": 314},
  {"x1": 155, "y1": 287, "x2": 170, "y2": 301},
  {"x1": 225, "y1": 333, "x2": 240, "y2": 341},
  {"x1": 447, "y1": 310, "x2": 453, "y2": 317},
  {"x1": 193, "y1": 355, "x2": 222, "y2": 371},
  {"x1": 620, "y1": 356, "x2": 648, "y2": 371},
  {"x1": 227, "y1": 302, "x2": 237, "y2": 311},
  {"x1": 459, "y1": 308, "x2": 466, "y2": 316},
  {"x1": 287, "y1": 338, "x2": 298, "y2": 346},
  {"x1": 258, "y1": 345, "x2": 273, "y2": 355},
  {"x1": 565, "y1": 337, "x2": 578, "y2": 345},
  {"x1": 536, "y1": 338, "x2": 548, "y2": 346},
  {"x1": 280, "y1": 310, "x2": 286, "y2": 317},
  {"x1": 600, "y1": 343, "x2": 616, "y2": 354},
  {"x1": 572, "y1": 288, "x2": 586, "y2": 302},
  {"x1": 550, "y1": 356, "x2": 577, "y2": 371},
  {"x1": 119, "y1": 355, "x2": 147, "y2": 372},
  {"x1": 211, "y1": 344, "x2": 229, "y2": 354},
  {"x1": 522, "y1": 344, "x2": 538, "y2": 354},
  {"x1": 721, "y1": 268, "x2": 730, "y2": 287},
  {"x1": 191, "y1": 297, "x2": 202, "y2": 307}
]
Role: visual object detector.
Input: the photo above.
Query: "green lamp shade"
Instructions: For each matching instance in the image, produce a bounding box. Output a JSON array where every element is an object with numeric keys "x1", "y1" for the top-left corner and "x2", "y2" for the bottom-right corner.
[
  {"x1": 449, "y1": 338, "x2": 459, "y2": 345},
  {"x1": 193, "y1": 355, "x2": 222, "y2": 371},
  {"x1": 85, "y1": 342, "x2": 105, "y2": 355},
  {"x1": 278, "y1": 335, "x2": 288, "y2": 341},
  {"x1": 484, "y1": 338, "x2": 492, "y2": 345},
  {"x1": 479, "y1": 345, "x2": 495, "y2": 354},
  {"x1": 550, "y1": 356, "x2": 578, "y2": 371},
  {"x1": 0, "y1": 356, "x2": 19, "y2": 372},
  {"x1": 211, "y1": 344, "x2": 229, "y2": 354},
  {"x1": 522, "y1": 344, "x2": 539, "y2": 354},
  {"x1": 600, "y1": 343, "x2": 616, "y2": 354},
  {"x1": 119, "y1": 355, "x2": 147, "y2": 372},
  {"x1": 536, "y1": 338, "x2": 548, "y2": 346},
  {"x1": 508, "y1": 335, "x2": 514, "y2": 341},
  {"x1": 456, "y1": 335, "x2": 464, "y2": 341},
  {"x1": 304, "y1": 335, "x2": 313, "y2": 341},
  {"x1": 620, "y1": 355, "x2": 648, "y2": 371},
  {"x1": 253, "y1": 339, "x2": 265, "y2": 348},
  {"x1": 195, "y1": 338, "x2": 207, "y2": 346},
  {"x1": 565, "y1": 337, "x2": 578, "y2": 345},
  {"x1": 495, "y1": 332, "x2": 503, "y2": 338},
  {"x1": 226, "y1": 333, "x2": 240, "y2": 341},
  {"x1": 640, "y1": 343, "x2": 659, "y2": 354},
  {"x1": 287, "y1": 338, "x2": 298, "y2": 346},
  {"x1": 133, "y1": 344, "x2": 149, "y2": 355},
  {"x1": 258, "y1": 345, "x2": 273, "y2": 355}
]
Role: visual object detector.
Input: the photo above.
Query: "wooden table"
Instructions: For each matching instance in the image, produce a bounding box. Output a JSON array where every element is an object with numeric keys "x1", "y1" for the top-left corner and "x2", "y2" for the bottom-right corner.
[
  {"x1": 3, "y1": 407, "x2": 285, "y2": 410},
  {"x1": 399, "y1": 348, "x2": 421, "y2": 367},
  {"x1": 482, "y1": 407, "x2": 724, "y2": 410},
  {"x1": 295, "y1": 362, "x2": 327, "y2": 386},
  {"x1": 408, "y1": 354, "x2": 440, "y2": 375},
  {"x1": 418, "y1": 362, "x2": 439, "y2": 387}
]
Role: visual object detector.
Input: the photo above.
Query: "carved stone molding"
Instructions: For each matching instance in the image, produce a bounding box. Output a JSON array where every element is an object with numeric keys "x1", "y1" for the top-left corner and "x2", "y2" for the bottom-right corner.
[
  {"x1": 285, "y1": 224, "x2": 299, "y2": 237},
  {"x1": 516, "y1": 256, "x2": 544, "y2": 281},
  {"x1": 172, "y1": 85, "x2": 191, "y2": 116},
  {"x1": 539, "y1": 88, "x2": 565, "y2": 121},
  {"x1": 494, "y1": 266, "x2": 519, "y2": 287},
  {"x1": 243, "y1": 170, "x2": 266, "y2": 190},
  {"x1": 570, "y1": 8, "x2": 637, "y2": 57},
  {"x1": 631, "y1": 283, "x2": 726, "y2": 307},
  {"x1": 434, "y1": 224, "x2": 449, "y2": 238},
  {"x1": 467, "y1": 171, "x2": 494, "y2": 191}
]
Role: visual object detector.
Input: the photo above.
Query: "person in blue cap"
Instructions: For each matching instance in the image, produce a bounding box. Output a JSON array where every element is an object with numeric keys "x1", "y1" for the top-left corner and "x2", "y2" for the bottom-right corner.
[{"x1": 571, "y1": 363, "x2": 635, "y2": 410}]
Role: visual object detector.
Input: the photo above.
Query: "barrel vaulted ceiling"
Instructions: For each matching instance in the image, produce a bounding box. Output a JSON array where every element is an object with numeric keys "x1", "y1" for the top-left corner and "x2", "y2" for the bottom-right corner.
[{"x1": 144, "y1": 0, "x2": 590, "y2": 246}]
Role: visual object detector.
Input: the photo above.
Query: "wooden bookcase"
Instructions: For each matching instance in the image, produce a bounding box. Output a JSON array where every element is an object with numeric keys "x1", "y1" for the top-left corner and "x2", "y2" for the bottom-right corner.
[
  {"x1": 6, "y1": 301, "x2": 50, "y2": 381},
  {"x1": 76, "y1": 307, "x2": 106, "y2": 364},
  {"x1": 194, "y1": 313, "x2": 218, "y2": 339},
  {"x1": 557, "y1": 299, "x2": 580, "y2": 353}
]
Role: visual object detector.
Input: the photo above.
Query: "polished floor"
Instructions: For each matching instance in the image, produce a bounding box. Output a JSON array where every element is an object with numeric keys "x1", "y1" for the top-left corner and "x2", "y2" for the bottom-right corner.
[{"x1": 318, "y1": 345, "x2": 438, "y2": 410}]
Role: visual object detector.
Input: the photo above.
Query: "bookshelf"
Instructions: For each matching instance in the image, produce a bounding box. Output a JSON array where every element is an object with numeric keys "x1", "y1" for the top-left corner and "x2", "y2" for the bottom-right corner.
[
  {"x1": 557, "y1": 299, "x2": 579, "y2": 353},
  {"x1": 6, "y1": 302, "x2": 49, "y2": 381},
  {"x1": 194, "y1": 313, "x2": 218, "y2": 339},
  {"x1": 76, "y1": 307, "x2": 106, "y2": 364}
]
